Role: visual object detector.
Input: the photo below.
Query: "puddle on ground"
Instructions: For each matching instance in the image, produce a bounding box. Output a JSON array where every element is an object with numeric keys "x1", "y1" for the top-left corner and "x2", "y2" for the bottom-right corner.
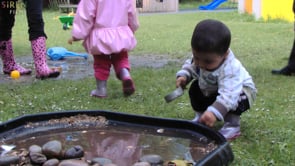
[
  {"x1": 0, "y1": 54, "x2": 179, "y2": 84},
  {"x1": 0, "y1": 115, "x2": 218, "y2": 165}
]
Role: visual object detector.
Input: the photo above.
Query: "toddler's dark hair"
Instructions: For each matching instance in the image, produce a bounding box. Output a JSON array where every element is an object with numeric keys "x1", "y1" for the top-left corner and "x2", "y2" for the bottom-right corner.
[{"x1": 191, "y1": 19, "x2": 231, "y2": 55}]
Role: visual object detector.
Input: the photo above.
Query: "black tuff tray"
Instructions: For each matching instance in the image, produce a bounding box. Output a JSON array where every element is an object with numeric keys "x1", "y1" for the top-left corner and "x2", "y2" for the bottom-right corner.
[{"x1": 0, "y1": 110, "x2": 234, "y2": 166}]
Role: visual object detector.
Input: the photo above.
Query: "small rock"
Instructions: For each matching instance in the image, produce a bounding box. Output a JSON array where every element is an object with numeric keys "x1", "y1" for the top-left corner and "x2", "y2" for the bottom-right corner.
[
  {"x1": 0, "y1": 156, "x2": 20, "y2": 166},
  {"x1": 64, "y1": 145, "x2": 84, "y2": 159},
  {"x1": 133, "y1": 162, "x2": 151, "y2": 166},
  {"x1": 91, "y1": 157, "x2": 112, "y2": 165},
  {"x1": 29, "y1": 152, "x2": 47, "y2": 164},
  {"x1": 58, "y1": 159, "x2": 89, "y2": 166},
  {"x1": 42, "y1": 140, "x2": 62, "y2": 158},
  {"x1": 29, "y1": 145, "x2": 42, "y2": 153},
  {"x1": 43, "y1": 158, "x2": 59, "y2": 166},
  {"x1": 92, "y1": 164, "x2": 100, "y2": 166},
  {"x1": 104, "y1": 164, "x2": 117, "y2": 166},
  {"x1": 139, "y1": 154, "x2": 164, "y2": 165}
]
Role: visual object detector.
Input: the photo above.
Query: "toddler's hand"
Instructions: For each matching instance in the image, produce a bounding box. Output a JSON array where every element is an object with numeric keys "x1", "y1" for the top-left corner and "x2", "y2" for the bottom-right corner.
[
  {"x1": 68, "y1": 38, "x2": 74, "y2": 45},
  {"x1": 198, "y1": 111, "x2": 217, "y2": 127},
  {"x1": 176, "y1": 76, "x2": 187, "y2": 89},
  {"x1": 68, "y1": 37, "x2": 80, "y2": 45}
]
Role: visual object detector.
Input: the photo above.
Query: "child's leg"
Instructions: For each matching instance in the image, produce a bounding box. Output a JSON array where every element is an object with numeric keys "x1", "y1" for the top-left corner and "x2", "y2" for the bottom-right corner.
[
  {"x1": 111, "y1": 51, "x2": 135, "y2": 96},
  {"x1": 189, "y1": 80, "x2": 218, "y2": 121},
  {"x1": 91, "y1": 54, "x2": 111, "y2": 98},
  {"x1": 219, "y1": 92, "x2": 250, "y2": 140},
  {"x1": 111, "y1": 51, "x2": 130, "y2": 79},
  {"x1": 219, "y1": 113, "x2": 241, "y2": 141},
  {"x1": 219, "y1": 112, "x2": 241, "y2": 141}
]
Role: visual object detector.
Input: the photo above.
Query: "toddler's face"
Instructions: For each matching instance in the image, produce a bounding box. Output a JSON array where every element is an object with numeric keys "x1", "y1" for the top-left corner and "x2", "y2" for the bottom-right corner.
[{"x1": 192, "y1": 49, "x2": 228, "y2": 71}]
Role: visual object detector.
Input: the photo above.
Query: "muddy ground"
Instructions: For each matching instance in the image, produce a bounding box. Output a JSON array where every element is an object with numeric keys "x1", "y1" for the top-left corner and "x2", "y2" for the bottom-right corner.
[{"x1": 0, "y1": 54, "x2": 183, "y2": 84}]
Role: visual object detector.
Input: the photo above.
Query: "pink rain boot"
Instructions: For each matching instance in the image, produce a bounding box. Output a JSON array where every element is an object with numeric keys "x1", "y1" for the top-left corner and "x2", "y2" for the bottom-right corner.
[
  {"x1": 120, "y1": 68, "x2": 135, "y2": 96},
  {"x1": 0, "y1": 40, "x2": 31, "y2": 75},
  {"x1": 31, "y1": 37, "x2": 60, "y2": 79}
]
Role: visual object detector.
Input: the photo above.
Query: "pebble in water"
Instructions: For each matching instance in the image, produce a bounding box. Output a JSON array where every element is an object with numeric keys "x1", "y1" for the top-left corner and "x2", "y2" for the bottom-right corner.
[
  {"x1": 64, "y1": 145, "x2": 84, "y2": 159},
  {"x1": 139, "y1": 154, "x2": 164, "y2": 166},
  {"x1": 43, "y1": 158, "x2": 59, "y2": 166},
  {"x1": 0, "y1": 156, "x2": 20, "y2": 166},
  {"x1": 29, "y1": 152, "x2": 47, "y2": 164},
  {"x1": 58, "y1": 159, "x2": 89, "y2": 166},
  {"x1": 133, "y1": 161, "x2": 151, "y2": 166},
  {"x1": 91, "y1": 157, "x2": 112, "y2": 165},
  {"x1": 42, "y1": 140, "x2": 62, "y2": 158},
  {"x1": 29, "y1": 145, "x2": 42, "y2": 153}
]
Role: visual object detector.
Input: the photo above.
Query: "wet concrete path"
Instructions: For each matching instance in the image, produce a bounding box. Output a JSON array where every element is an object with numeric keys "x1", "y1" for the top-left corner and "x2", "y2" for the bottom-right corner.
[{"x1": 0, "y1": 54, "x2": 181, "y2": 84}]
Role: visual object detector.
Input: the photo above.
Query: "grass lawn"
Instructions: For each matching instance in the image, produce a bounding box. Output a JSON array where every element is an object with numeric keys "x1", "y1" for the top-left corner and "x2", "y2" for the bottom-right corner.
[{"x1": 1, "y1": 6, "x2": 295, "y2": 165}]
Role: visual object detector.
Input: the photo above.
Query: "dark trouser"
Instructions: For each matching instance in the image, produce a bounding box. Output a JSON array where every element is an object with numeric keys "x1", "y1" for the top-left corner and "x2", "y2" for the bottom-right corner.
[
  {"x1": 287, "y1": 38, "x2": 295, "y2": 70},
  {"x1": 189, "y1": 80, "x2": 250, "y2": 116},
  {"x1": 286, "y1": 20, "x2": 295, "y2": 70},
  {"x1": 0, "y1": 0, "x2": 46, "y2": 41}
]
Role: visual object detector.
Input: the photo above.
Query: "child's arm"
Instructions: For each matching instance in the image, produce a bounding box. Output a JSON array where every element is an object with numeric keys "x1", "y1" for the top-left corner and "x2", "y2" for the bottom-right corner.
[
  {"x1": 176, "y1": 57, "x2": 197, "y2": 87},
  {"x1": 198, "y1": 111, "x2": 217, "y2": 127},
  {"x1": 176, "y1": 76, "x2": 187, "y2": 89},
  {"x1": 71, "y1": 0, "x2": 96, "y2": 40},
  {"x1": 127, "y1": 0, "x2": 140, "y2": 32},
  {"x1": 68, "y1": 37, "x2": 80, "y2": 45}
]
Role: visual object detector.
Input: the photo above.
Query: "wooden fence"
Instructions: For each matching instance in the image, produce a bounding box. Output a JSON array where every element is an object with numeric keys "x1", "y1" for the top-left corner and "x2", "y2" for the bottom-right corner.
[{"x1": 135, "y1": 0, "x2": 178, "y2": 13}]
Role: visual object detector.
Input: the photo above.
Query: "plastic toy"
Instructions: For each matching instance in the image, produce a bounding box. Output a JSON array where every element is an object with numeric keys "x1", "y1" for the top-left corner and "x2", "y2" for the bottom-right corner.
[
  {"x1": 47, "y1": 47, "x2": 88, "y2": 61},
  {"x1": 57, "y1": 12, "x2": 75, "y2": 30},
  {"x1": 10, "y1": 70, "x2": 20, "y2": 79},
  {"x1": 164, "y1": 87, "x2": 184, "y2": 103},
  {"x1": 59, "y1": 15, "x2": 74, "y2": 30},
  {"x1": 199, "y1": 0, "x2": 227, "y2": 10}
]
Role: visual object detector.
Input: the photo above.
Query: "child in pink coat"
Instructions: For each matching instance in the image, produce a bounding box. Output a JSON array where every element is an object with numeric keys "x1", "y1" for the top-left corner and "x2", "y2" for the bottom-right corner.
[{"x1": 69, "y1": 0, "x2": 139, "y2": 97}]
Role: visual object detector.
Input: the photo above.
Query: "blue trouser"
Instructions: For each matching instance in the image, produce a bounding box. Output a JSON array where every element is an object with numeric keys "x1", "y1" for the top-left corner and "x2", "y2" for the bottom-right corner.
[{"x1": 0, "y1": 0, "x2": 47, "y2": 41}]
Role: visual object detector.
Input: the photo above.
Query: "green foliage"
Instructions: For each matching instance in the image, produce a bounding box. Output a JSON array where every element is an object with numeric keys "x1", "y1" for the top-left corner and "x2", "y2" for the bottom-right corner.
[{"x1": 3, "y1": 9, "x2": 295, "y2": 165}]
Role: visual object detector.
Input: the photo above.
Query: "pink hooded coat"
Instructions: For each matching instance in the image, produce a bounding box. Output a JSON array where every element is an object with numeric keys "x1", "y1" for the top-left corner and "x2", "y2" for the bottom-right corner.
[{"x1": 71, "y1": 0, "x2": 139, "y2": 55}]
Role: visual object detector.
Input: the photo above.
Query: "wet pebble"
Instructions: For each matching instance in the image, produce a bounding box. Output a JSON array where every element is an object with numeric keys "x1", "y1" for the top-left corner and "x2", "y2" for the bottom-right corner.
[
  {"x1": 18, "y1": 148, "x2": 29, "y2": 159},
  {"x1": 43, "y1": 158, "x2": 59, "y2": 166},
  {"x1": 29, "y1": 145, "x2": 42, "y2": 153},
  {"x1": 42, "y1": 140, "x2": 62, "y2": 158},
  {"x1": 133, "y1": 161, "x2": 151, "y2": 166},
  {"x1": 104, "y1": 164, "x2": 117, "y2": 166},
  {"x1": 29, "y1": 152, "x2": 47, "y2": 164},
  {"x1": 0, "y1": 156, "x2": 20, "y2": 165},
  {"x1": 58, "y1": 159, "x2": 89, "y2": 166},
  {"x1": 139, "y1": 154, "x2": 164, "y2": 166},
  {"x1": 91, "y1": 157, "x2": 112, "y2": 165},
  {"x1": 64, "y1": 145, "x2": 84, "y2": 159}
]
